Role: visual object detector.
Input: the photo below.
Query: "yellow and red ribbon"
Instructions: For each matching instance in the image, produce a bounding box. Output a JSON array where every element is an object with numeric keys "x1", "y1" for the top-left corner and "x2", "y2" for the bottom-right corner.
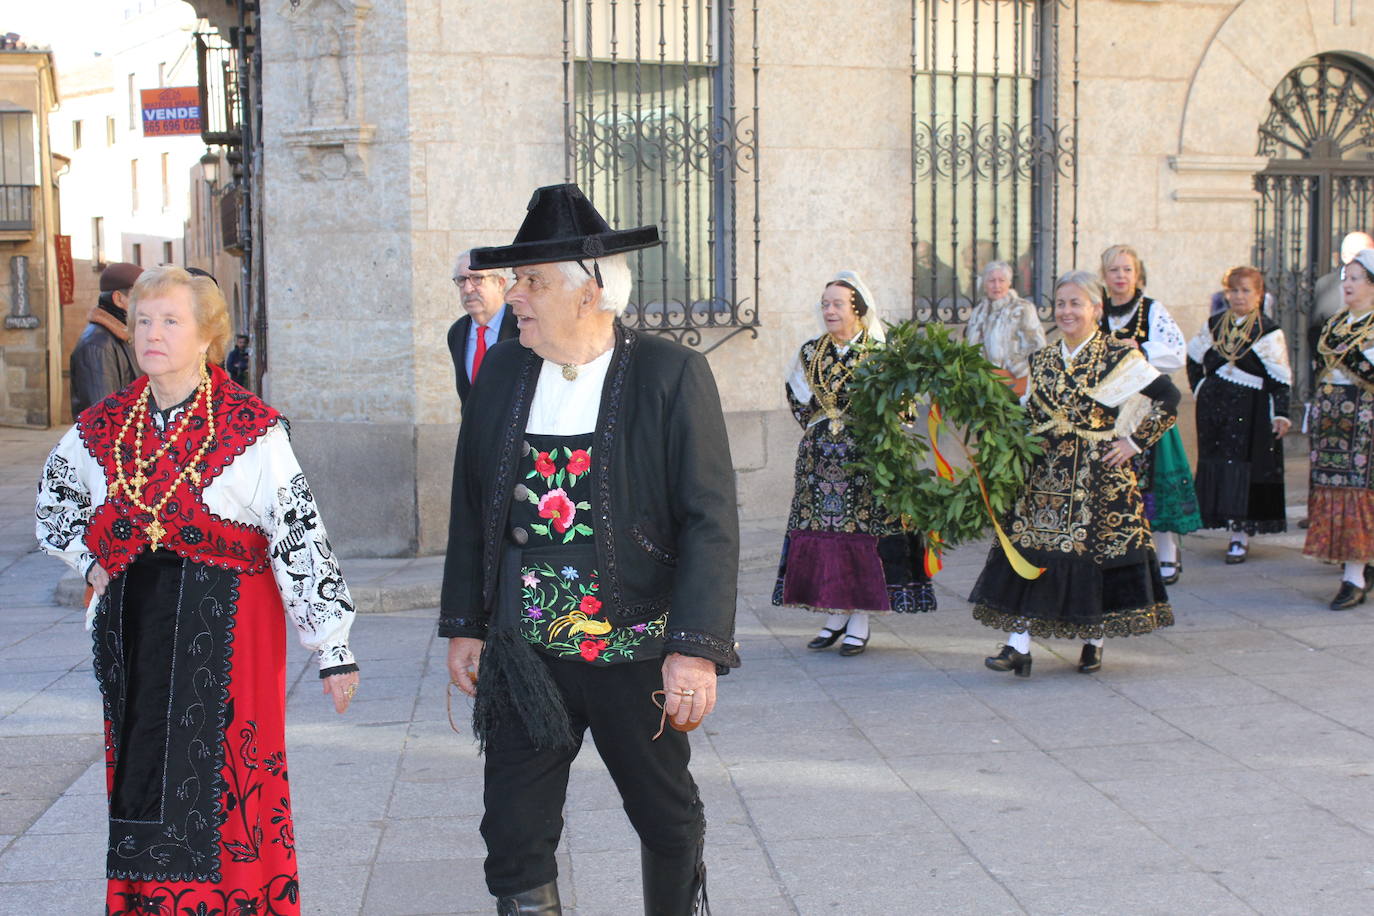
[{"x1": 926, "y1": 401, "x2": 1044, "y2": 581}]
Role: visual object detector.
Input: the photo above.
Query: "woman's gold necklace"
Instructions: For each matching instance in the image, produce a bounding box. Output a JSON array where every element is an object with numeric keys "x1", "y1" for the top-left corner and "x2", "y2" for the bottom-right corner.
[
  {"x1": 111, "y1": 361, "x2": 217, "y2": 551},
  {"x1": 1107, "y1": 293, "x2": 1148, "y2": 342},
  {"x1": 1317, "y1": 309, "x2": 1374, "y2": 366},
  {"x1": 1213, "y1": 309, "x2": 1261, "y2": 364},
  {"x1": 808, "y1": 331, "x2": 865, "y2": 433}
]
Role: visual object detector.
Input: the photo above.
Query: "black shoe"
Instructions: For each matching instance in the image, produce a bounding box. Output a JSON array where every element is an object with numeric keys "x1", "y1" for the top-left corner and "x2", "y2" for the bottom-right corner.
[
  {"x1": 497, "y1": 881, "x2": 562, "y2": 915},
  {"x1": 807, "y1": 622, "x2": 846, "y2": 650},
  {"x1": 1225, "y1": 540, "x2": 1248, "y2": 564},
  {"x1": 1159, "y1": 559, "x2": 1181, "y2": 585},
  {"x1": 838, "y1": 634, "x2": 869, "y2": 657},
  {"x1": 1078, "y1": 644, "x2": 1103, "y2": 673},
  {"x1": 985, "y1": 645, "x2": 1032, "y2": 678},
  {"x1": 642, "y1": 841, "x2": 709, "y2": 916},
  {"x1": 1330, "y1": 581, "x2": 1368, "y2": 611}
]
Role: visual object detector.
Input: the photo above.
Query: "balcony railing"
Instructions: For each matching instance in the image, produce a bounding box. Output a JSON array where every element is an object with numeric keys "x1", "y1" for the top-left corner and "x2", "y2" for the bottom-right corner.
[{"x1": 0, "y1": 185, "x2": 36, "y2": 232}]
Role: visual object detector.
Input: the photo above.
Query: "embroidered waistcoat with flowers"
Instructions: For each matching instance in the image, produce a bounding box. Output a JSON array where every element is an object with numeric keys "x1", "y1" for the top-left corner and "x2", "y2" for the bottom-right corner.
[
  {"x1": 513, "y1": 433, "x2": 667, "y2": 665},
  {"x1": 76, "y1": 363, "x2": 281, "y2": 578}
]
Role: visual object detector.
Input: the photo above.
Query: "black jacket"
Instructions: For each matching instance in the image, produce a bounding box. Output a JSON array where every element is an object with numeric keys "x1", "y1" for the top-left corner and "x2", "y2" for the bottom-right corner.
[
  {"x1": 438, "y1": 326, "x2": 741, "y2": 669},
  {"x1": 70, "y1": 319, "x2": 137, "y2": 417},
  {"x1": 447, "y1": 308, "x2": 520, "y2": 404}
]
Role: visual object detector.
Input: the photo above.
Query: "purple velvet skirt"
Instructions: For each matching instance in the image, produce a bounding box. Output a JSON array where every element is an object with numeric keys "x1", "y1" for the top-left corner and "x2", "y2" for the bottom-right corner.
[{"x1": 772, "y1": 529, "x2": 936, "y2": 614}]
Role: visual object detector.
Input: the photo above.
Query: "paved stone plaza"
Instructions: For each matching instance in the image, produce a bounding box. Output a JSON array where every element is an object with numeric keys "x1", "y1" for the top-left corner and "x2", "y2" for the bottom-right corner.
[{"x1": 5, "y1": 424, "x2": 1374, "y2": 914}]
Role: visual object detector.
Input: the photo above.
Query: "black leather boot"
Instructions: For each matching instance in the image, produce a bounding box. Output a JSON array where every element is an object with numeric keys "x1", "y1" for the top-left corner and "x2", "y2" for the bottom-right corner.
[
  {"x1": 642, "y1": 843, "x2": 709, "y2": 915},
  {"x1": 1078, "y1": 643, "x2": 1103, "y2": 673},
  {"x1": 984, "y1": 645, "x2": 1032, "y2": 678},
  {"x1": 497, "y1": 881, "x2": 561, "y2": 915}
]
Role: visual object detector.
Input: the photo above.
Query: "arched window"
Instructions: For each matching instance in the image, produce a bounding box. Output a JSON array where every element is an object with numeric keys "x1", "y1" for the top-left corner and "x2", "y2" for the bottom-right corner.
[{"x1": 1253, "y1": 54, "x2": 1374, "y2": 399}]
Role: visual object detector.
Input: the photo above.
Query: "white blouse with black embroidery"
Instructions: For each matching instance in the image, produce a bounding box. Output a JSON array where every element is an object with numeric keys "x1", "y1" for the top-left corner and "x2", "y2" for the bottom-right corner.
[{"x1": 35, "y1": 421, "x2": 356, "y2": 671}]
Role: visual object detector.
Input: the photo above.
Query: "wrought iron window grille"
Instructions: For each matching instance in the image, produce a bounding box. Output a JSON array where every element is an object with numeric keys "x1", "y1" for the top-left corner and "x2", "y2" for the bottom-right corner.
[
  {"x1": 909, "y1": 0, "x2": 1078, "y2": 325},
  {"x1": 562, "y1": 0, "x2": 761, "y2": 353},
  {"x1": 1253, "y1": 54, "x2": 1374, "y2": 401}
]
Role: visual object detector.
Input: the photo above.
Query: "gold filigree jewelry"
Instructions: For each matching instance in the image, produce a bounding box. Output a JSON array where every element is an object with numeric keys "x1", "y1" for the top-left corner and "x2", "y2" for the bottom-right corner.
[
  {"x1": 1318, "y1": 309, "x2": 1374, "y2": 361},
  {"x1": 806, "y1": 331, "x2": 866, "y2": 432},
  {"x1": 1212, "y1": 309, "x2": 1261, "y2": 364},
  {"x1": 561, "y1": 364, "x2": 578, "y2": 380},
  {"x1": 1106, "y1": 293, "x2": 1148, "y2": 343},
  {"x1": 111, "y1": 362, "x2": 217, "y2": 550}
]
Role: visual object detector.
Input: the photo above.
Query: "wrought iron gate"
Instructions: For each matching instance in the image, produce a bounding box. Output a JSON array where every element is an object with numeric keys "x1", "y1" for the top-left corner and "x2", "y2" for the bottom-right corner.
[
  {"x1": 1254, "y1": 54, "x2": 1374, "y2": 400},
  {"x1": 910, "y1": 0, "x2": 1078, "y2": 323},
  {"x1": 563, "y1": 0, "x2": 760, "y2": 352}
]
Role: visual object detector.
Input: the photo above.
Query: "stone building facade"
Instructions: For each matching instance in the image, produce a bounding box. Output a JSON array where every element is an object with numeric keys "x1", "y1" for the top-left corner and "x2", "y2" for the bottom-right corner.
[
  {"x1": 0, "y1": 45, "x2": 60, "y2": 428},
  {"x1": 183, "y1": 0, "x2": 1374, "y2": 558}
]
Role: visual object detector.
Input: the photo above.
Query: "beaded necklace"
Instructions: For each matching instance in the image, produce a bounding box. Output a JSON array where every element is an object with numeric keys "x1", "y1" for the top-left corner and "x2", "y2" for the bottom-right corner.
[
  {"x1": 806, "y1": 330, "x2": 867, "y2": 433},
  {"x1": 1212, "y1": 309, "x2": 1262, "y2": 364},
  {"x1": 1317, "y1": 309, "x2": 1374, "y2": 366},
  {"x1": 1105, "y1": 291, "x2": 1148, "y2": 343},
  {"x1": 111, "y1": 360, "x2": 217, "y2": 551}
]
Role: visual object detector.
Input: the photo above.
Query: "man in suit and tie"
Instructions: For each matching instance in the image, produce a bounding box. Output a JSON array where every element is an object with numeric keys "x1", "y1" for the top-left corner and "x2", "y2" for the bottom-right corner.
[{"x1": 446, "y1": 249, "x2": 518, "y2": 404}]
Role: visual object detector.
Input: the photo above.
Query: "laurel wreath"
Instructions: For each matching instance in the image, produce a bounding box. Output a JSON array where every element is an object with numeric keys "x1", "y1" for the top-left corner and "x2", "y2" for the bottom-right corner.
[{"x1": 845, "y1": 321, "x2": 1044, "y2": 548}]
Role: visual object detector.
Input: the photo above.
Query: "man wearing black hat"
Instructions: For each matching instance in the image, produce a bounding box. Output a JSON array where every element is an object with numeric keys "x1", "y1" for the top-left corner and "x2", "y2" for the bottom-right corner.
[
  {"x1": 70, "y1": 261, "x2": 143, "y2": 417},
  {"x1": 441, "y1": 184, "x2": 739, "y2": 915}
]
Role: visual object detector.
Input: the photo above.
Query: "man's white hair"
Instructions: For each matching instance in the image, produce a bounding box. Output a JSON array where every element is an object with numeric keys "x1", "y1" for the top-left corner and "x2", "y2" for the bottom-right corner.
[
  {"x1": 452, "y1": 248, "x2": 512, "y2": 284},
  {"x1": 556, "y1": 254, "x2": 633, "y2": 316}
]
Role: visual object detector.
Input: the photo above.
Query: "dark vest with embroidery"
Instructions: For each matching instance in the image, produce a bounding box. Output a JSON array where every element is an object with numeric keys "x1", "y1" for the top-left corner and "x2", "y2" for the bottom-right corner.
[{"x1": 76, "y1": 363, "x2": 281, "y2": 577}]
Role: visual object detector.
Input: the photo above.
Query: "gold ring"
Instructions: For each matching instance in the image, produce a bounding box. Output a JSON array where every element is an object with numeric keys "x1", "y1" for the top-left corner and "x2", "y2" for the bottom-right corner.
[
  {"x1": 345, "y1": 684, "x2": 357, "y2": 699},
  {"x1": 677, "y1": 689, "x2": 696, "y2": 697}
]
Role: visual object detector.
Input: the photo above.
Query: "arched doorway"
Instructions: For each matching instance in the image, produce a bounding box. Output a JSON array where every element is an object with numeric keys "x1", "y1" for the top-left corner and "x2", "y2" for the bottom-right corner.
[{"x1": 1253, "y1": 54, "x2": 1374, "y2": 400}]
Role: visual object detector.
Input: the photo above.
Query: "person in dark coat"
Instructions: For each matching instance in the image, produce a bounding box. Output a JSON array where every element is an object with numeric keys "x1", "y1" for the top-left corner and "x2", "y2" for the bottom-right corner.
[
  {"x1": 446, "y1": 248, "x2": 519, "y2": 405},
  {"x1": 440, "y1": 184, "x2": 739, "y2": 915},
  {"x1": 70, "y1": 261, "x2": 142, "y2": 417}
]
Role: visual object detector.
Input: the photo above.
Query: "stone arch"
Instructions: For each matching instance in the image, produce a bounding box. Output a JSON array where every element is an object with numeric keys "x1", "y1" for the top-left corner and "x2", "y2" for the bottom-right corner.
[{"x1": 1178, "y1": 0, "x2": 1374, "y2": 157}]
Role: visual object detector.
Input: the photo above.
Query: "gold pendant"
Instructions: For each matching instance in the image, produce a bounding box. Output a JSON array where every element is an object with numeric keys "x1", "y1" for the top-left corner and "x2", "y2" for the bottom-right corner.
[
  {"x1": 131, "y1": 472, "x2": 147, "y2": 490},
  {"x1": 561, "y1": 364, "x2": 578, "y2": 381},
  {"x1": 146, "y1": 519, "x2": 167, "y2": 551}
]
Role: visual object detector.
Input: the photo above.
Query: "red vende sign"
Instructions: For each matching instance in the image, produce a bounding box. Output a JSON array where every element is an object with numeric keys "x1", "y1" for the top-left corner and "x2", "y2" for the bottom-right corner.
[{"x1": 141, "y1": 87, "x2": 201, "y2": 136}]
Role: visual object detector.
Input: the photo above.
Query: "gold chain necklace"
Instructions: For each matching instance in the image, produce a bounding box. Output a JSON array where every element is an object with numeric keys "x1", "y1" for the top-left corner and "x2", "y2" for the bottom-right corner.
[
  {"x1": 807, "y1": 331, "x2": 866, "y2": 434},
  {"x1": 1317, "y1": 309, "x2": 1374, "y2": 364},
  {"x1": 1212, "y1": 309, "x2": 1261, "y2": 364},
  {"x1": 111, "y1": 361, "x2": 217, "y2": 550}
]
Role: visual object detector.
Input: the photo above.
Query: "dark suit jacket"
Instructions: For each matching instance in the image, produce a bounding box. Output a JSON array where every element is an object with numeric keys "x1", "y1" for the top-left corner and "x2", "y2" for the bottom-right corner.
[
  {"x1": 438, "y1": 326, "x2": 741, "y2": 670},
  {"x1": 446, "y1": 308, "x2": 520, "y2": 404}
]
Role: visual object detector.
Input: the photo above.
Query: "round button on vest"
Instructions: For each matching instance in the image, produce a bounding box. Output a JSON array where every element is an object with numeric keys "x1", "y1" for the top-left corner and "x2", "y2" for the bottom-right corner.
[
  {"x1": 510, "y1": 526, "x2": 529, "y2": 546},
  {"x1": 513, "y1": 484, "x2": 530, "y2": 501}
]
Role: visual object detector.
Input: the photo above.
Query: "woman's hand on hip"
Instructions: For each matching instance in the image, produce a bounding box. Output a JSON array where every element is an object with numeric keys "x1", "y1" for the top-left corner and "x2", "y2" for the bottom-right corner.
[
  {"x1": 323, "y1": 671, "x2": 360, "y2": 714},
  {"x1": 1273, "y1": 416, "x2": 1292, "y2": 438},
  {"x1": 661, "y1": 653, "x2": 718, "y2": 727},
  {"x1": 86, "y1": 563, "x2": 110, "y2": 597}
]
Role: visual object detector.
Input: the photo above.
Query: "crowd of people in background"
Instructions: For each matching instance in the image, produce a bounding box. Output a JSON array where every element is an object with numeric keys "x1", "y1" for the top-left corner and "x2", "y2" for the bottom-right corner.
[{"x1": 774, "y1": 233, "x2": 1374, "y2": 676}]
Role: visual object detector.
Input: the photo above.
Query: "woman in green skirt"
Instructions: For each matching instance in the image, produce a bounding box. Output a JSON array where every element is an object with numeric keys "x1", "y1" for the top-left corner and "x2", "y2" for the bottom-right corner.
[{"x1": 1100, "y1": 245, "x2": 1201, "y2": 583}]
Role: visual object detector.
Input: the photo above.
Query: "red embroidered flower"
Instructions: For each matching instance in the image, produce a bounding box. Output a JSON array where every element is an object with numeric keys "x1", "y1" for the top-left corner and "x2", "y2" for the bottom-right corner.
[
  {"x1": 579, "y1": 595, "x2": 602, "y2": 616},
  {"x1": 566, "y1": 448, "x2": 591, "y2": 476},
  {"x1": 534, "y1": 451, "x2": 557, "y2": 478},
  {"x1": 538, "y1": 488, "x2": 576, "y2": 533},
  {"x1": 579, "y1": 638, "x2": 607, "y2": 661}
]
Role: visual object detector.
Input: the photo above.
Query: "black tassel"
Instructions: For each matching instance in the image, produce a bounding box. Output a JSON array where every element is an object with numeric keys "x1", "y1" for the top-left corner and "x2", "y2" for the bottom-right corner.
[{"x1": 471, "y1": 627, "x2": 575, "y2": 753}]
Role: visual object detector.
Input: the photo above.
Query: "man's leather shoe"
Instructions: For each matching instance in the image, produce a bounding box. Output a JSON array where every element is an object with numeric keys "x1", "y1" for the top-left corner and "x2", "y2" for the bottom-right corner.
[{"x1": 497, "y1": 881, "x2": 561, "y2": 915}]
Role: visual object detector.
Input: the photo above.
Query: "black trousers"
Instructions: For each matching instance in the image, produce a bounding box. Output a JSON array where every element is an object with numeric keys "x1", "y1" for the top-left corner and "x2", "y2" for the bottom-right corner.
[{"x1": 480, "y1": 655, "x2": 704, "y2": 897}]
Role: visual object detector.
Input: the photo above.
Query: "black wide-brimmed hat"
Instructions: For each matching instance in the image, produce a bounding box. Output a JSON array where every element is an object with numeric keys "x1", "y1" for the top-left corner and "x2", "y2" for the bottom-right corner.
[{"x1": 468, "y1": 183, "x2": 661, "y2": 271}]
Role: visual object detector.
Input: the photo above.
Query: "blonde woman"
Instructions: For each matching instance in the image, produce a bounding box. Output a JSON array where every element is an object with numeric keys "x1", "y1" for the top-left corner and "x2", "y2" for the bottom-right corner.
[
  {"x1": 1100, "y1": 244, "x2": 1200, "y2": 582},
  {"x1": 35, "y1": 266, "x2": 359, "y2": 915}
]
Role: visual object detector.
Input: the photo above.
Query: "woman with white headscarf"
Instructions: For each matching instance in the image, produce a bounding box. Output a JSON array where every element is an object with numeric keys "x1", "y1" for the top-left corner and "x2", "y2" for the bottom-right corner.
[
  {"x1": 1305, "y1": 248, "x2": 1374, "y2": 610},
  {"x1": 772, "y1": 271, "x2": 936, "y2": 656}
]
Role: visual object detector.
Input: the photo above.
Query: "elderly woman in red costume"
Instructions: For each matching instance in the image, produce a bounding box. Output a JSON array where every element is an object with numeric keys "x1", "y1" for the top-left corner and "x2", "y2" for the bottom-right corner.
[{"x1": 35, "y1": 266, "x2": 359, "y2": 916}]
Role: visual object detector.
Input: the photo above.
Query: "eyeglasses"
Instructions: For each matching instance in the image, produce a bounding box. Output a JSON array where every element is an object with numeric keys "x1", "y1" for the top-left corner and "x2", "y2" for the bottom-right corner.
[{"x1": 453, "y1": 274, "x2": 495, "y2": 289}]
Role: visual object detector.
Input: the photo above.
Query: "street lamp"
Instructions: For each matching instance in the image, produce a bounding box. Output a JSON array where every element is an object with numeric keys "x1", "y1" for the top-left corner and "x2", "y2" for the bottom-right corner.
[{"x1": 199, "y1": 150, "x2": 219, "y2": 187}]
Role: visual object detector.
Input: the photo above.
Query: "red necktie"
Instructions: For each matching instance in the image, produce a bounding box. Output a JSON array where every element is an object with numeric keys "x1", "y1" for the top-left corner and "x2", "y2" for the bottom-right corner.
[{"x1": 472, "y1": 324, "x2": 488, "y2": 381}]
